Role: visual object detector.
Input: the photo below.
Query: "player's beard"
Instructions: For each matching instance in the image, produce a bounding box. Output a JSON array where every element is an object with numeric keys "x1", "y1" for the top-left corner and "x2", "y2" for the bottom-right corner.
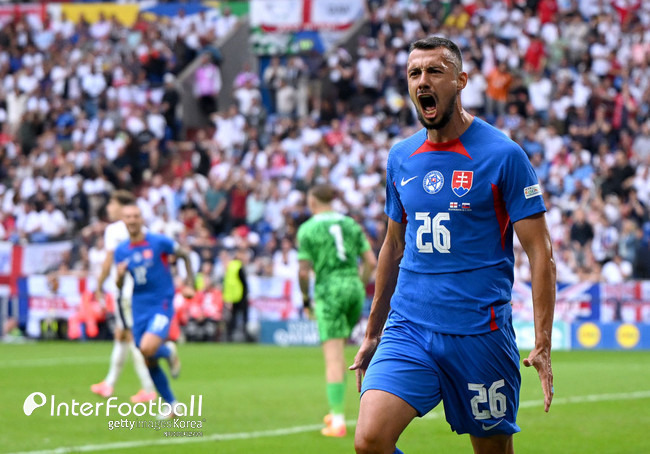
[{"x1": 416, "y1": 91, "x2": 457, "y2": 131}]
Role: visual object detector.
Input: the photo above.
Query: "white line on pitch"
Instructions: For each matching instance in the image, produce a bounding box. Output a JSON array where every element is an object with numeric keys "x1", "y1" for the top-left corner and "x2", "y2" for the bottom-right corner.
[
  {"x1": 8, "y1": 390, "x2": 650, "y2": 454},
  {"x1": 5, "y1": 357, "x2": 109, "y2": 367}
]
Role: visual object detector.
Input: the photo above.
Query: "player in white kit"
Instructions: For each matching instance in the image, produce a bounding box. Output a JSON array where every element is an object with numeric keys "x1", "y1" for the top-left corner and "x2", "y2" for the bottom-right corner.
[{"x1": 91, "y1": 190, "x2": 157, "y2": 403}]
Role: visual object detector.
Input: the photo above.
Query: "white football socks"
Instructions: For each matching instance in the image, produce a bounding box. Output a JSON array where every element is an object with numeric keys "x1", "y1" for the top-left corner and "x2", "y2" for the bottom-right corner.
[
  {"x1": 104, "y1": 340, "x2": 129, "y2": 387},
  {"x1": 130, "y1": 342, "x2": 155, "y2": 392}
]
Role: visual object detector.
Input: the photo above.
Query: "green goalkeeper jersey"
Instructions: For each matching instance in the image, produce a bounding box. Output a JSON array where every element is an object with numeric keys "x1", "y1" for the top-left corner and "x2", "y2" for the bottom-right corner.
[{"x1": 297, "y1": 211, "x2": 371, "y2": 285}]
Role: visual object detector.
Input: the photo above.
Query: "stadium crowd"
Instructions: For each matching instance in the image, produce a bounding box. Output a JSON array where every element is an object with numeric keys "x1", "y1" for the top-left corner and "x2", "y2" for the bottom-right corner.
[{"x1": 0, "y1": 0, "x2": 649, "y2": 323}]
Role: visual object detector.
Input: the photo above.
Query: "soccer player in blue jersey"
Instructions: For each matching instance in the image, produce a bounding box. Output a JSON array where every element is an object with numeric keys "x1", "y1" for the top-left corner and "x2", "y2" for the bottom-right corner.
[
  {"x1": 350, "y1": 37, "x2": 556, "y2": 454},
  {"x1": 115, "y1": 203, "x2": 195, "y2": 416}
]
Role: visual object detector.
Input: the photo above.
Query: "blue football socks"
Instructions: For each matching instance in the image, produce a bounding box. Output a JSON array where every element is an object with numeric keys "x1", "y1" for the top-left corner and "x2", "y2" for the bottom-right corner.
[
  {"x1": 148, "y1": 364, "x2": 175, "y2": 403},
  {"x1": 152, "y1": 343, "x2": 171, "y2": 360}
]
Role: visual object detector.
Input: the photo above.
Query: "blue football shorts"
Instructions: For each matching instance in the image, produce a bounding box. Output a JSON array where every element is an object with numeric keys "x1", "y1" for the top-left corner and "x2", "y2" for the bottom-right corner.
[
  {"x1": 361, "y1": 311, "x2": 521, "y2": 437},
  {"x1": 133, "y1": 309, "x2": 173, "y2": 347}
]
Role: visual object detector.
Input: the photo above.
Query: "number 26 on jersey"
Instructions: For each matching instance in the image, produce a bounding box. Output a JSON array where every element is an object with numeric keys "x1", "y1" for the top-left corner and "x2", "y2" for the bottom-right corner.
[{"x1": 415, "y1": 212, "x2": 450, "y2": 254}]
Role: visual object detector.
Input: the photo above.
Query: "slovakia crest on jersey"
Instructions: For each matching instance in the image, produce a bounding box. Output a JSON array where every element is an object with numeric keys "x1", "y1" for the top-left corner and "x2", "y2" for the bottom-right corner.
[
  {"x1": 423, "y1": 170, "x2": 444, "y2": 194},
  {"x1": 451, "y1": 171, "x2": 473, "y2": 197}
]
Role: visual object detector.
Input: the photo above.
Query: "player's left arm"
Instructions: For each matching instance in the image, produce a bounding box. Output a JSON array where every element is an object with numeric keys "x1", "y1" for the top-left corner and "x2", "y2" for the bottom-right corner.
[
  {"x1": 298, "y1": 259, "x2": 314, "y2": 317},
  {"x1": 514, "y1": 212, "x2": 556, "y2": 412},
  {"x1": 296, "y1": 226, "x2": 314, "y2": 316}
]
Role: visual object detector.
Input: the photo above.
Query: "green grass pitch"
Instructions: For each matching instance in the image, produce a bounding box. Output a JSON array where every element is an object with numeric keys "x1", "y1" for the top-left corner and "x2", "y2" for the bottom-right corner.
[{"x1": 1, "y1": 341, "x2": 650, "y2": 453}]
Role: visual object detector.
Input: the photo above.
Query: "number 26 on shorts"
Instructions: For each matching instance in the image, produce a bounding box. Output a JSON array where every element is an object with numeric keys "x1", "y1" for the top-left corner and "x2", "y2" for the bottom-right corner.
[{"x1": 468, "y1": 379, "x2": 507, "y2": 420}]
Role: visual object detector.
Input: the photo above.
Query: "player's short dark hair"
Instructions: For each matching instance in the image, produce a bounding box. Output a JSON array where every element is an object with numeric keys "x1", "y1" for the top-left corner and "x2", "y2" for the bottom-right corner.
[
  {"x1": 409, "y1": 36, "x2": 463, "y2": 73},
  {"x1": 111, "y1": 189, "x2": 135, "y2": 206},
  {"x1": 110, "y1": 189, "x2": 135, "y2": 206},
  {"x1": 309, "y1": 184, "x2": 337, "y2": 204}
]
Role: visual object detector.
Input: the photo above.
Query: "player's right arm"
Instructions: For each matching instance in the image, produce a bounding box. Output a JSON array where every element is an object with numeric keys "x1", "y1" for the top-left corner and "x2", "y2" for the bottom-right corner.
[
  {"x1": 350, "y1": 218, "x2": 405, "y2": 391},
  {"x1": 95, "y1": 250, "x2": 114, "y2": 301}
]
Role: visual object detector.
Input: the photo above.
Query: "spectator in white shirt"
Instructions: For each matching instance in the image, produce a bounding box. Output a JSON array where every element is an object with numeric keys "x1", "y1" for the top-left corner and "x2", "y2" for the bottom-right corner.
[
  {"x1": 264, "y1": 187, "x2": 287, "y2": 231},
  {"x1": 272, "y1": 237, "x2": 299, "y2": 280},
  {"x1": 49, "y1": 11, "x2": 76, "y2": 39},
  {"x1": 234, "y1": 79, "x2": 262, "y2": 118},
  {"x1": 276, "y1": 78, "x2": 298, "y2": 118},
  {"x1": 173, "y1": 8, "x2": 194, "y2": 39},
  {"x1": 39, "y1": 200, "x2": 68, "y2": 241},
  {"x1": 146, "y1": 104, "x2": 167, "y2": 140},
  {"x1": 300, "y1": 117, "x2": 323, "y2": 147},
  {"x1": 356, "y1": 47, "x2": 383, "y2": 102},
  {"x1": 6, "y1": 86, "x2": 28, "y2": 133},
  {"x1": 528, "y1": 71, "x2": 553, "y2": 121},
  {"x1": 601, "y1": 254, "x2": 633, "y2": 283},
  {"x1": 150, "y1": 207, "x2": 185, "y2": 240},
  {"x1": 82, "y1": 67, "x2": 107, "y2": 99},
  {"x1": 590, "y1": 34, "x2": 611, "y2": 77},
  {"x1": 16, "y1": 201, "x2": 42, "y2": 242},
  {"x1": 88, "y1": 236, "x2": 107, "y2": 279},
  {"x1": 89, "y1": 12, "x2": 112, "y2": 40},
  {"x1": 212, "y1": 105, "x2": 246, "y2": 153},
  {"x1": 359, "y1": 105, "x2": 379, "y2": 135},
  {"x1": 461, "y1": 66, "x2": 487, "y2": 115},
  {"x1": 16, "y1": 66, "x2": 39, "y2": 95},
  {"x1": 215, "y1": 6, "x2": 238, "y2": 39}
]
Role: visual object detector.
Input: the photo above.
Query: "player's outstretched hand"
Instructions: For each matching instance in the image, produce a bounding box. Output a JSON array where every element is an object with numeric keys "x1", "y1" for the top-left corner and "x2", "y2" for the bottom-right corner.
[
  {"x1": 523, "y1": 346, "x2": 554, "y2": 412},
  {"x1": 349, "y1": 336, "x2": 380, "y2": 393},
  {"x1": 94, "y1": 289, "x2": 104, "y2": 305}
]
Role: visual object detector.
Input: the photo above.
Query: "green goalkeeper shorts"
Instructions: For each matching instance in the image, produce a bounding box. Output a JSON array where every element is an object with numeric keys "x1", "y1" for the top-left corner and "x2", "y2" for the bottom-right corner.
[{"x1": 314, "y1": 277, "x2": 365, "y2": 342}]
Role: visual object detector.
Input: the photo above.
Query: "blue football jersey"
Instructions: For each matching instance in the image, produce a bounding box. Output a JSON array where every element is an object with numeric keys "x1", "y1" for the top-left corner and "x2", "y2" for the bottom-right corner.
[
  {"x1": 385, "y1": 117, "x2": 546, "y2": 334},
  {"x1": 114, "y1": 233, "x2": 177, "y2": 313}
]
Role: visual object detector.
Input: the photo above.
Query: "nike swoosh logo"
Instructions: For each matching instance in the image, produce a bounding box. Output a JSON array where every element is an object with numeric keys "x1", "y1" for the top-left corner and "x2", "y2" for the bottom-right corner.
[
  {"x1": 401, "y1": 176, "x2": 417, "y2": 186},
  {"x1": 481, "y1": 419, "x2": 504, "y2": 431}
]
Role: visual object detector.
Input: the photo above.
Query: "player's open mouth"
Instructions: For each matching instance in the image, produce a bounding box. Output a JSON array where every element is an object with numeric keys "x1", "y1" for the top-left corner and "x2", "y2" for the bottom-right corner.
[{"x1": 418, "y1": 93, "x2": 437, "y2": 118}]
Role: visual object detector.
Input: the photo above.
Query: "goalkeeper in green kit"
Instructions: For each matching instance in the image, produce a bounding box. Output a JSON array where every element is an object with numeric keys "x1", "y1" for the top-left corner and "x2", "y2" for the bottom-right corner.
[{"x1": 297, "y1": 184, "x2": 377, "y2": 437}]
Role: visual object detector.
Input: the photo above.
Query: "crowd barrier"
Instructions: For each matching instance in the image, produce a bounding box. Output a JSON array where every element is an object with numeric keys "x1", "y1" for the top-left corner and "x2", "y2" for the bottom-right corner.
[{"x1": 2, "y1": 241, "x2": 650, "y2": 348}]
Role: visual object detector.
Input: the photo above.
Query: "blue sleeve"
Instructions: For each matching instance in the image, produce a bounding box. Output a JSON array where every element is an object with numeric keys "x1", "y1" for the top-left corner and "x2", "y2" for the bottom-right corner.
[
  {"x1": 500, "y1": 143, "x2": 546, "y2": 223},
  {"x1": 384, "y1": 148, "x2": 405, "y2": 223},
  {"x1": 155, "y1": 234, "x2": 177, "y2": 255}
]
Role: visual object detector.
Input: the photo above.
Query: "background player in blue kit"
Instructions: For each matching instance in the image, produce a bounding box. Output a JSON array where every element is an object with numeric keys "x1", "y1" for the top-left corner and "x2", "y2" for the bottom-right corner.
[
  {"x1": 115, "y1": 203, "x2": 196, "y2": 416},
  {"x1": 350, "y1": 37, "x2": 556, "y2": 454}
]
